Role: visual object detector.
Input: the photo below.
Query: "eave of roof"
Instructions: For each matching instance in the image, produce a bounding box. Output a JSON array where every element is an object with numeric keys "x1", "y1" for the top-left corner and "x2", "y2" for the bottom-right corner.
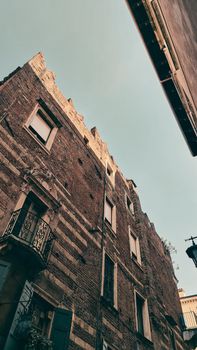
[{"x1": 126, "y1": 0, "x2": 197, "y2": 156}]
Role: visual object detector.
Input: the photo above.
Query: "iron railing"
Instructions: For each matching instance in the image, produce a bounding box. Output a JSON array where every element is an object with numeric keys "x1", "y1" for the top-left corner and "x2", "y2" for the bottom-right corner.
[{"x1": 3, "y1": 209, "x2": 54, "y2": 262}]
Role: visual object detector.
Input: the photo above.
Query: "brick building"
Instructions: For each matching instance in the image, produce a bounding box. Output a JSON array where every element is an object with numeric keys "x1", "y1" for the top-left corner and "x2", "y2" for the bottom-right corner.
[
  {"x1": 126, "y1": 0, "x2": 197, "y2": 156},
  {"x1": 0, "y1": 53, "x2": 191, "y2": 350}
]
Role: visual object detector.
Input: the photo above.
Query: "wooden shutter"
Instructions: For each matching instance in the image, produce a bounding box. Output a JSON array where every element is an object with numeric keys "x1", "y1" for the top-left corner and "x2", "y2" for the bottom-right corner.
[
  {"x1": 51, "y1": 308, "x2": 72, "y2": 350},
  {"x1": 30, "y1": 112, "x2": 52, "y2": 143},
  {"x1": 105, "y1": 198, "x2": 112, "y2": 225}
]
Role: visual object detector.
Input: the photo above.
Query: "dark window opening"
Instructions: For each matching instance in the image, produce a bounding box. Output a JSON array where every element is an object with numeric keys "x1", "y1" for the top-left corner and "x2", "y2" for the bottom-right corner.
[
  {"x1": 103, "y1": 255, "x2": 114, "y2": 305},
  {"x1": 94, "y1": 165, "x2": 102, "y2": 180},
  {"x1": 136, "y1": 294, "x2": 144, "y2": 336},
  {"x1": 107, "y1": 167, "x2": 111, "y2": 176},
  {"x1": 30, "y1": 294, "x2": 53, "y2": 337},
  {"x1": 169, "y1": 328, "x2": 176, "y2": 350}
]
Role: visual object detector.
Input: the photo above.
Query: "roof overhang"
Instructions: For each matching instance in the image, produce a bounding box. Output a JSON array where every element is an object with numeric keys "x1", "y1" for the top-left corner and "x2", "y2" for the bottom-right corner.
[{"x1": 126, "y1": 0, "x2": 197, "y2": 156}]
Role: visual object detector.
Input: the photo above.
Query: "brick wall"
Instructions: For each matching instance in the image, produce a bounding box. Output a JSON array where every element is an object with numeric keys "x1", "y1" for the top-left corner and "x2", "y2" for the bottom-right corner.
[{"x1": 0, "y1": 54, "x2": 190, "y2": 350}]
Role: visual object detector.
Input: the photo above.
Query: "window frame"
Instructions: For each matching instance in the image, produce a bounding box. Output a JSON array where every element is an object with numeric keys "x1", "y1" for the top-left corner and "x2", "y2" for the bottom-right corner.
[
  {"x1": 104, "y1": 196, "x2": 116, "y2": 232},
  {"x1": 106, "y1": 162, "x2": 115, "y2": 187},
  {"x1": 129, "y1": 226, "x2": 141, "y2": 265},
  {"x1": 29, "y1": 109, "x2": 53, "y2": 145},
  {"x1": 126, "y1": 194, "x2": 134, "y2": 215},
  {"x1": 101, "y1": 251, "x2": 118, "y2": 309},
  {"x1": 134, "y1": 291, "x2": 151, "y2": 341},
  {"x1": 24, "y1": 103, "x2": 59, "y2": 152}
]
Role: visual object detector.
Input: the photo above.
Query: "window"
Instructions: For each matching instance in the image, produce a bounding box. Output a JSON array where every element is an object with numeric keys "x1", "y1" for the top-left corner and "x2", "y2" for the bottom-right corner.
[
  {"x1": 104, "y1": 197, "x2": 116, "y2": 232},
  {"x1": 126, "y1": 195, "x2": 134, "y2": 215},
  {"x1": 136, "y1": 294, "x2": 144, "y2": 335},
  {"x1": 135, "y1": 292, "x2": 151, "y2": 340},
  {"x1": 103, "y1": 340, "x2": 113, "y2": 350},
  {"x1": 25, "y1": 102, "x2": 61, "y2": 151},
  {"x1": 106, "y1": 163, "x2": 115, "y2": 186},
  {"x1": 30, "y1": 294, "x2": 54, "y2": 337},
  {"x1": 29, "y1": 109, "x2": 52, "y2": 145},
  {"x1": 169, "y1": 328, "x2": 176, "y2": 350},
  {"x1": 129, "y1": 228, "x2": 141, "y2": 265},
  {"x1": 103, "y1": 254, "x2": 114, "y2": 306},
  {"x1": 51, "y1": 308, "x2": 73, "y2": 350},
  {"x1": 105, "y1": 198, "x2": 113, "y2": 225}
]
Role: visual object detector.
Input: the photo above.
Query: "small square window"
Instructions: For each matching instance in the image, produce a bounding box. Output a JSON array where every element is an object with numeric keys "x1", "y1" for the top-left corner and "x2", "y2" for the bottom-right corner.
[{"x1": 29, "y1": 110, "x2": 52, "y2": 145}]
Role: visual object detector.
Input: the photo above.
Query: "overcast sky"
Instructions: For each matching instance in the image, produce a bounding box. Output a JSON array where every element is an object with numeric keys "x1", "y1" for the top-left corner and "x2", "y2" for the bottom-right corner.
[{"x1": 0, "y1": 0, "x2": 196, "y2": 294}]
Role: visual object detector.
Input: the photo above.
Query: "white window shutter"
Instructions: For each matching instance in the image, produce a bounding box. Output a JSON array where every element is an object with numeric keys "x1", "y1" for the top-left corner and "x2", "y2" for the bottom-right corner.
[{"x1": 30, "y1": 113, "x2": 51, "y2": 141}]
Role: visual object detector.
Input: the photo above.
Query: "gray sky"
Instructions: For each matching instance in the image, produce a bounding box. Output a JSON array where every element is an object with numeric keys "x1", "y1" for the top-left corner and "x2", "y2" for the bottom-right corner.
[{"x1": 1, "y1": 0, "x2": 196, "y2": 294}]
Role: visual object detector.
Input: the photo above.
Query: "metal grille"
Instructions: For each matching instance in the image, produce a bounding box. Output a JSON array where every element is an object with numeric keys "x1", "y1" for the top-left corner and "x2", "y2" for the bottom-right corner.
[{"x1": 3, "y1": 209, "x2": 54, "y2": 262}]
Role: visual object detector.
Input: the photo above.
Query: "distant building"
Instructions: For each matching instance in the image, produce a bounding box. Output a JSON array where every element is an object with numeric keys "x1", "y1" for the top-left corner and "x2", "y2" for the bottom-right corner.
[
  {"x1": 179, "y1": 289, "x2": 197, "y2": 349},
  {"x1": 0, "y1": 53, "x2": 192, "y2": 350},
  {"x1": 126, "y1": 0, "x2": 197, "y2": 156}
]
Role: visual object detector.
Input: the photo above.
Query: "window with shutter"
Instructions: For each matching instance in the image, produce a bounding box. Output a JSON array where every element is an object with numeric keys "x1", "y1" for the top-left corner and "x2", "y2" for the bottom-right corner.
[
  {"x1": 24, "y1": 103, "x2": 60, "y2": 151},
  {"x1": 129, "y1": 227, "x2": 141, "y2": 265},
  {"x1": 29, "y1": 111, "x2": 52, "y2": 144},
  {"x1": 105, "y1": 198, "x2": 113, "y2": 225},
  {"x1": 135, "y1": 292, "x2": 151, "y2": 340}
]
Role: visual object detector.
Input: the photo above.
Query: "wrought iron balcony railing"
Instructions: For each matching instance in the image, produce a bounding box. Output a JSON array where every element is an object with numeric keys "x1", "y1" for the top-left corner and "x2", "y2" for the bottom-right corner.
[{"x1": 2, "y1": 209, "x2": 54, "y2": 264}]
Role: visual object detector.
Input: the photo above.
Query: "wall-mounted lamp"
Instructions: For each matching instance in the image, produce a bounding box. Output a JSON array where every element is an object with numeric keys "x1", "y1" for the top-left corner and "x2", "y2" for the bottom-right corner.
[{"x1": 185, "y1": 236, "x2": 197, "y2": 268}]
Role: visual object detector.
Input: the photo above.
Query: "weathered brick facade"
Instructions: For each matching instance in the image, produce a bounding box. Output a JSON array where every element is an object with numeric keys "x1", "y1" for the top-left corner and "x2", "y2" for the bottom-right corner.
[{"x1": 0, "y1": 53, "x2": 190, "y2": 350}]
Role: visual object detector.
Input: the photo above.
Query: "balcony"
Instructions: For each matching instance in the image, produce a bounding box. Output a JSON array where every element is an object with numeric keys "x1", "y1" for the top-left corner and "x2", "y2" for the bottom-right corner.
[
  {"x1": 183, "y1": 311, "x2": 197, "y2": 330},
  {"x1": 180, "y1": 312, "x2": 197, "y2": 348},
  {"x1": 1, "y1": 209, "x2": 54, "y2": 268}
]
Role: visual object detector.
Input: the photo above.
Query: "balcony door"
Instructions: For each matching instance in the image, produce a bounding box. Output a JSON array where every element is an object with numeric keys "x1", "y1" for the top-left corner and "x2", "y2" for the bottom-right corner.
[{"x1": 14, "y1": 192, "x2": 47, "y2": 244}]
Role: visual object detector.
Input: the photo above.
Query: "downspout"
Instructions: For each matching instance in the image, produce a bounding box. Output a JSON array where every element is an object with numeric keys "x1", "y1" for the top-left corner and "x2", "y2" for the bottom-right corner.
[{"x1": 95, "y1": 170, "x2": 106, "y2": 350}]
